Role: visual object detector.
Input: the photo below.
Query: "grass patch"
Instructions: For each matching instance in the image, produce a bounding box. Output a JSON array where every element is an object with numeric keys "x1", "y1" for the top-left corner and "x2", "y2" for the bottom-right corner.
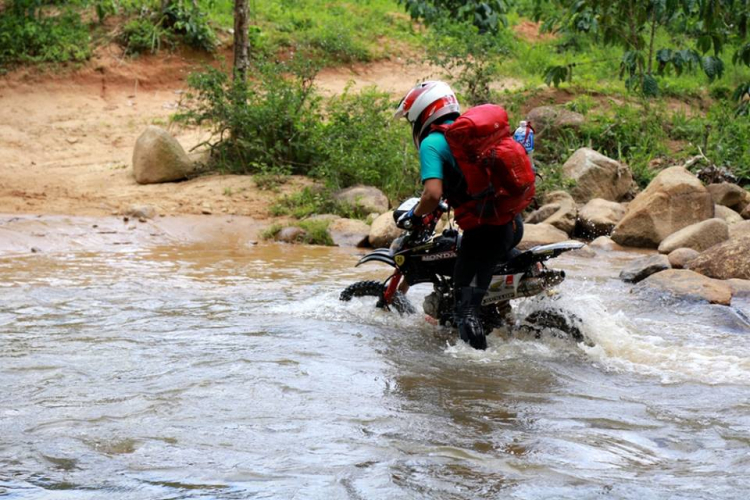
[{"x1": 261, "y1": 220, "x2": 334, "y2": 246}]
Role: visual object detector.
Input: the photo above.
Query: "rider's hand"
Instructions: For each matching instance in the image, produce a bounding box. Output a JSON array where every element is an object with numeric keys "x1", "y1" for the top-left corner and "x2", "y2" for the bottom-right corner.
[{"x1": 397, "y1": 207, "x2": 422, "y2": 229}]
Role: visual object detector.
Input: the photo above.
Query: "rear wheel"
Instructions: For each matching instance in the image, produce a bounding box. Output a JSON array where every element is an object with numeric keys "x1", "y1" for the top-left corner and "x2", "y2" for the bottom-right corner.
[{"x1": 339, "y1": 280, "x2": 415, "y2": 315}]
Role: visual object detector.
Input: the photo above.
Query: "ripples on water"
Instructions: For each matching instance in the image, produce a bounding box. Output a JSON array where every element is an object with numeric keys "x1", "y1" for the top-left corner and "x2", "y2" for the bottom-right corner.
[{"x1": 1, "y1": 245, "x2": 749, "y2": 499}]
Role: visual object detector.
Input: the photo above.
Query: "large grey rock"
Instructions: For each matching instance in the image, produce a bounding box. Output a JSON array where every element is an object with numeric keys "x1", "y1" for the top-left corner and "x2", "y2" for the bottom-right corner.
[
  {"x1": 334, "y1": 185, "x2": 389, "y2": 214},
  {"x1": 526, "y1": 106, "x2": 584, "y2": 136},
  {"x1": 729, "y1": 220, "x2": 750, "y2": 239},
  {"x1": 667, "y1": 248, "x2": 700, "y2": 269},
  {"x1": 517, "y1": 223, "x2": 569, "y2": 250},
  {"x1": 714, "y1": 204, "x2": 744, "y2": 225},
  {"x1": 328, "y1": 218, "x2": 370, "y2": 247},
  {"x1": 611, "y1": 167, "x2": 714, "y2": 248},
  {"x1": 707, "y1": 183, "x2": 745, "y2": 208},
  {"x1": 577, "y1": 198, "x2": 627, "y2": 237},
  {"x1": 132, "y1": 126, "x2": 195, "y2": 184},
  {"x1": 368, "y1": 211, "x2": 402, "y2": 248},
  {"x1": 276, "y1": 226, "x2": 307, "y2": 243},
  {"x1": 636, "y1": 269, "x2": 733, "y2": 306},
  {"x1": 619, "y1": 254, "x2": 671, "y2": 283},
  {"x1": 687, "y1": 234, "x2": 750, "y2": 280},
  {"x1": 657, "y1": 218, "x2": 729, "y2": 254},
  {"x1": 562, "y1": 148, "x2": 634, "y2": 203}
]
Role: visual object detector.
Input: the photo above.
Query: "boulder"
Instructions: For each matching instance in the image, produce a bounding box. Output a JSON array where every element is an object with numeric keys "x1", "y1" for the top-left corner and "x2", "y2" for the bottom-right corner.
[
  {"x1": 276, "y1": 226, "x2": 307, "y2": 243},
  {"x1": 132, "y1": 126, "x2": 195, "y2": 184},
  {"x1": 526, "y1": 106, "x2": 584, "y2": 136},
  {"x1": 577, "y1": 198, "x2": 627, "y2": 237},
  {"x1": 369, "y1": 211, "x2": 402, "y2": 248},
  {"x1": 727, "y1": 279, "x2": 750, "y2": 298},
  {"x1": 525, "y1": 203, "x2": 560, "y2": 224},
  {"x1": 742, "y1": 204, "x2": 750, "y2": 220},
  {"x1": 611, "y1": 167, "x2": 714, "y2": 248},
  {"x1": 686, "y1": 234, "x2": 750, "y2": 280},
  {"x1": 589, "y1": 235, "x2": 624, "y2": 252},
  {"x1": 562, "y1": 148, "x2": 634, "y2": 203},
  {"x1": 657, "y1": 218, "x2": 729, "y2": 254},
  {"x1": 525, "y1": 195, "x2": 576, "y2": 235},
  {"x1": 737, "y1": 190, "x2": 750, "y2": 213},
  {"x1": 667, "y1": 248, "x2": 700, "y2": 269},
  {"x1": 619, "y1": 254, "x2": 671, "y2": 283},
  {"x1": 570, "y1": 244, "x2": 596, "y2": 258},
  {"x1": 707, "y1": 183, "x2": 745, "y2": 208},
  {"x1": 124, "y1": 204, "x2": 157, "y2": 219},
  {"x1": 729, "y1": 220, "x2": 750, "y2": 239},
  {"x1": 714, "y1": 205, "x2": 744, "y2": 225},
  {"x1": 636, "y1": 269, "x2": 733, "y2": 306},
  {"x1": 328, "y1": 218, "x2": 370, "y2": 247},
  {"x1": 334, "y1": 185, "x2": 389, "y2": 214},
  {"x1": 543, "y1": 190, "x2": 575, "y2": 205},
  {"x1": 517, "y1": 223, "x2": 569, "y2": 250}
]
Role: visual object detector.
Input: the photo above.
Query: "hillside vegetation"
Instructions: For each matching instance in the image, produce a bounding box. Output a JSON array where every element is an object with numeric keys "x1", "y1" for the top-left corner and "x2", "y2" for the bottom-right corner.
[{"x1": 2, "y1": 0, "x2": 749, "y2": 218}]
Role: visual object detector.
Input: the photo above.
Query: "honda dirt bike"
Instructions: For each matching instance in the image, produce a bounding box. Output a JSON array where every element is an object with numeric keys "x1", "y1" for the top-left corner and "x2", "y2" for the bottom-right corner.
[{"x1": 340, "y1": 198, "x2": 586, "y2": 343}]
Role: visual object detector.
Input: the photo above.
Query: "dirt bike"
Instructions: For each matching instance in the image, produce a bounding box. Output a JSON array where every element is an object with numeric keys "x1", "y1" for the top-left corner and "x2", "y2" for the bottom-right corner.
[{"x1": 340, "y1": 198, "x2": 586, "y2": 343}]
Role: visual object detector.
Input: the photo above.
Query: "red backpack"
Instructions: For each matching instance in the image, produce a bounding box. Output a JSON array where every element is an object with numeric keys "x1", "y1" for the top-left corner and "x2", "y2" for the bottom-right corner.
[{"x1": 434, "y1": 104, "x2": 535, "y2": 230}]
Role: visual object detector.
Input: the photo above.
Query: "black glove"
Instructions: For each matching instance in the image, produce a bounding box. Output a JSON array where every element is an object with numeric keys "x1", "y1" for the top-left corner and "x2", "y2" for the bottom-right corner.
[{"x1": 396, "y1": 207, "x2": 422, "y2": 229}]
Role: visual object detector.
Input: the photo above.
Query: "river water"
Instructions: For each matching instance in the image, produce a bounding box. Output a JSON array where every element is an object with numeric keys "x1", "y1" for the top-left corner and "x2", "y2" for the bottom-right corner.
[{"x1": 1, "y1": 243, "x2": 749, "y2": 499}]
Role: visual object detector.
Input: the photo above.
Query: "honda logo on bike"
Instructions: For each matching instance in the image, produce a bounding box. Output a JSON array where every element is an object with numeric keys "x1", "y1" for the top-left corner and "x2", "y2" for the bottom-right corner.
[{"x1": 421, "y1": 251, "x2": 457, "y2": 262}]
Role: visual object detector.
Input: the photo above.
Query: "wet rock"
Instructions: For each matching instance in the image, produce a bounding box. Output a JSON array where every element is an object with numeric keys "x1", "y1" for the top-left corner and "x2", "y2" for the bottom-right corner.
[
  {"x1": 714, "y1": 204, "x2": 744, "y2": 225},
  {"x1": 563, "y1": 148, "x2": 634, "y2": 203},
  {"x1": 369, "y1": 211, "x2": 402, "y2": 248},
  {"x1": 657, "y1": 218, "x2": 729, "y2": 254},
  {"x1": 636, "y1": 269, "x2": 733, "y2": 305},
  {"x1": 589, "y1": 235, "x2": 624, "y2": 251},
  {"x1": 707, "y1": 183, "x2": 745, "y2": 208},
  {"x1": 518, "y1": 223, "x2": 569, "y2": 250},
  {"x1": 132, "y1": 126, "x2": 195, "y2": 184},
  {"x1": 334, "y1": 185, "x2": 389, "y2": 214},
  {"x1": 619, "y1": 254, "x2": 671, "y2": 283},
  {"x1": 686, "y1": 234, "x2": 750, "y2": 280},
  {"x1": 125, "y1": 204, "x2": 157, "y2": 220},
  {"x1": 526, "y1": 106, "x2": 584, "y2": 136},
  {"x1": 328, "y1": 218, "x2": 370, "y2": 247},
  {"x1": 667, "y1": 248, "x2": 700, "y2": 269},
  {"x1": 729, "y1": 220, "x2": 750, "y2": 239},
  {"x1": 727, "y1": 279, "x2": 750, "y2": 297},
  {"x1": 577, "y1": 198, "x2": 627, "y2": 237},
  {"x1": 30, "y1": 247, "x2": 41, "y2": 253},
  {"x1": 525, "y1": 203, "x2": 560, "y2": 224},
  {"x1": 276, "y1": 226, "x2": 307, "y2": 243},
  {"x1": 611, "y1": 167, "x2": 714, "y2": 248}
]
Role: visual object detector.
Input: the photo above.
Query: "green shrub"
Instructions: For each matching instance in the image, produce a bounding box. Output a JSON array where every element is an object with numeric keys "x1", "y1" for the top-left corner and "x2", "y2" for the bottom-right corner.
[
  {"x1": 120, "y1": 17, "x2": 169, "y2": 55},
  {"x1": 261, "y1": 220, "x2": 334, "y2": 246},
  {"x1": 0, "y1": 5, "x2": 91, "y2": 64},
  {"x1": 162, "y1": 0, "x2": 218, "y2": 52},
  {"x1": 271, "y1": 187, "x2": 365, "y2": 219}
]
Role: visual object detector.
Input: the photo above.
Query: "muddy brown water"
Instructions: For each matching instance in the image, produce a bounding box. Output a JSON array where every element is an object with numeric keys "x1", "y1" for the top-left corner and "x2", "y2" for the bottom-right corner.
[{"x1": 1, "y1": 241, "x2": 750, "y2": 499}]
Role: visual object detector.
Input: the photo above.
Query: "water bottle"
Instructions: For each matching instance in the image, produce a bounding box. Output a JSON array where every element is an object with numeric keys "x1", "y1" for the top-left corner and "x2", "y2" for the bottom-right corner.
[{"x1": 513, "y1": 120, "x2": 535, "y2": 172}]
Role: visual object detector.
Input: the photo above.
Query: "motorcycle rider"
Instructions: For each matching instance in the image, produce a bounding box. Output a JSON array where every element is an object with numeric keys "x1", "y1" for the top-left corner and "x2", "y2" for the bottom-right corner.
[{"x1": 394, "y1": 81, "x2": 523, "y2": 350}]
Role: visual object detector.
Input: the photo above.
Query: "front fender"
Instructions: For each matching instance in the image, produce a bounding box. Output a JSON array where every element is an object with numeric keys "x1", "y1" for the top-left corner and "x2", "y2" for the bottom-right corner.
[{"x1": 355, "y1": 248, "x2": 397, "y2": 268}]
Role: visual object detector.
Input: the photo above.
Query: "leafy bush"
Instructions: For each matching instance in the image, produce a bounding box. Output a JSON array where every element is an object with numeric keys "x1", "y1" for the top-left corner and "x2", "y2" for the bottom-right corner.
[
  {"x1": 162, "y1": 0, "x2": 218, "y2": 52},
  {"x1": 120, "y1": 17, "x2": 169, "y2": 55},
  {"x1": 271, "y1": 187, "x2": 365, "y2": 219},
  {"x1": 177, "y1": 59, "x2": 421, "y2": 204},
  {"x1": 400, "y1": 0, "x2": 511, "y2": 33},
  {"x1": 261, "y1": 220, "x2": 335, "y2": 246},
  {"x1": 0, "y1": 3, "x2": 91, "y2": 65}
]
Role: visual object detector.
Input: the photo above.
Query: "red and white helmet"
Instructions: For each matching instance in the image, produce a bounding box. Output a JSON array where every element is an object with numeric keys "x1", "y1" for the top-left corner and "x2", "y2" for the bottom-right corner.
[{"x1": 394, "y1": 81, "x2": 460, "y2": 149}]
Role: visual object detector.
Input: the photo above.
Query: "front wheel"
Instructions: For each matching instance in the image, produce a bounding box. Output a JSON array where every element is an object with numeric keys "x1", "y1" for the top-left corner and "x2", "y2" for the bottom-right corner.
[{"x1": 339, "y1": 280, "x2": 415, "y2": 315}]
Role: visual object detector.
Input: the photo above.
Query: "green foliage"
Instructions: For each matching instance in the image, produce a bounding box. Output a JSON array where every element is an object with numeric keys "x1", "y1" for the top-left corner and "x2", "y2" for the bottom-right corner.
[
  {"x1": 0, "y1": 2, "x2": 92, "y2": 65},
  {"x1": 543, "y1": 64, "x2": 571, "y2": 87},
  {"x1": 177, "y1": 59, "x2": 420, "y2": 203},
  {"x1": 162, "y1": 0, "x2": 218, "y2": 52},
  {"x1": 400, "y1": 0, "x2": 511, "y2": 33},
  {"x1": 261, "y1": 219, "x2": 335, "y2": 246},
  {"x1": 425, "y1": 21, "x2": 513, "y2": 104},
  {"x1": 271, "y1": 187, "x2": 364, "y2": 219},
  {"x1": 120, "y1": 17, "x2": 169, "y2": 55}
]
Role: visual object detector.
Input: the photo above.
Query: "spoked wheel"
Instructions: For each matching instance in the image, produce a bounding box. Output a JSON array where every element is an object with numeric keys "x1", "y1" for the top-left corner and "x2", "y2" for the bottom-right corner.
[
  {"x1": 520, "y1": 309, "x2": 586, "y2": 343},
  {"x1": 339, "y1": 280, "x2": 416, "y2": 315}
]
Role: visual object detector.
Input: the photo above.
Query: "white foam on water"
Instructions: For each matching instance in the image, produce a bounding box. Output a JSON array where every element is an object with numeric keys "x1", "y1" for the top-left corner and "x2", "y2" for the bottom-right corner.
[{"x1": 514, "y1": 292, "x2": 750, "y2": 386}]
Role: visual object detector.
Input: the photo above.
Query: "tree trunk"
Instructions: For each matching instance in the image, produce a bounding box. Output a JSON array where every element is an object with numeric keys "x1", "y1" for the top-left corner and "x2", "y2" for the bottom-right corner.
[
  {"x1": 233, "y1": 0, "x2": 249, "y2": 82},
  {"x1": 647, "y1": 5, "x2": 657, "y2": 75}
]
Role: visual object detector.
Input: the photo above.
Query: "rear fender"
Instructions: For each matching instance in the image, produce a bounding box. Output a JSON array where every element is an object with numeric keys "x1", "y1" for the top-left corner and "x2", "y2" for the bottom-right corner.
[{"x1": 355, "y1": 249, "x2": 397, "y2": 268}]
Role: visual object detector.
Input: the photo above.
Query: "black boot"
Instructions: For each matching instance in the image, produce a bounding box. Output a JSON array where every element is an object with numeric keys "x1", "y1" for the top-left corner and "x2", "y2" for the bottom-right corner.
[{"x1": 455, "y1": 287, "x2": 487, "y2": 350}]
